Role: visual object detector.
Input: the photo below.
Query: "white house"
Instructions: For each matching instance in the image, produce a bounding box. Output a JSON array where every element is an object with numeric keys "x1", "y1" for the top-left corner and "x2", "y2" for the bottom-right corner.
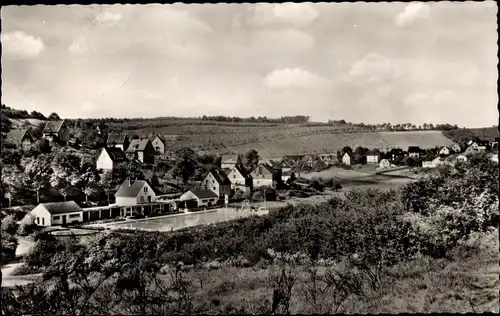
[
  {"x1": 342, "y1": 152, "x2": 352, "y2": 166},
  {"x1": 250, "y1": 163, "x2": 279, "y2": 188},
  {"x1": 30, "y1": 201, "x2": 84, "y2": 226},
  {"x1": 456, "y1": 154, "x2": 468, "y2": 163},
  {"x1": 491, "y1": 154, "x2": 498, "y2": 163},
  {"x1": 451, "y1": 143, "x2": 462, "y2": 153},
  {"x1": 180, "y1": 189, "x2": 219, "y2": 208},
  {"x1": 221, "y1": 155, "x2": 242, "y2": 169},
  {"x1": 201, "y1": 169, "x2": 232, "y2": 198},
  {"x1": 226, "y1": 165, "x2": 252, "y2": 190},
  {"x1": 379, "y1": 159, "x2": 391, "y2": 169},
  {"x1": 439, "y1": 147, "x2": 450, "y2": 156},
  {"x1": 114, "y1": 179, "x2": 156, "y2": 206},
  {"x1": 150, "y1": 135, "x2": 166, "y2": 155},
  {"x1": 96, "y1": 147, "x2": 128, "y2": 170},
  {"x1": 366, "y1": 150, "x2": 381, "y2": 164}
]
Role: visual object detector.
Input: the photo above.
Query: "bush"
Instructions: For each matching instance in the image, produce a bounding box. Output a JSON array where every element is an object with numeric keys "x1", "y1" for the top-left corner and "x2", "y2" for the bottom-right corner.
[
  {"x1": 1, "y1": 214, "x2": 19, "y2": 235},
  {"x1": 1, "y1": 234, "x2": 18, "y2": 263}
]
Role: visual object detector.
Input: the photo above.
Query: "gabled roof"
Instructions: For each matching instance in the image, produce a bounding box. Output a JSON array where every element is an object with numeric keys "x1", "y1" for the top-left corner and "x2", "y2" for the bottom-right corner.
[
  {"x1": 103, "y1": 147, "x2": 128, "y2": 162},
  {"x1": 221, "y1": 155, "x2": 240, "y2": 163},
  {"x1": 222, "y1": 168, "x2": 232, "y2": 175},
  {"x1": 205, "y1": 168, "x2": 232, "y2": 185},
  {"x1": 43, "y1": 120, "x2": 65, "y2": 133},
  {"x1": 107, "y1": 133, "x2": 128, "y2": 145},
  {"x1": 190, "y1": 189, "x2": 218, "y2": 199},
  {"x1": 5, "y1": 129, "x2": 32, "y2": 145},
  {"x1": 229, "y1": 165, "x2": 251, "y2": 179},
  {"x1": 389, "y1": 148, "x2": 404, "y2": 153},
  {"x1": 126, "y1": 139, "x2": 151, "y2": 152},
  {"x1": 253, "y1": 162, "x2": 275, "y2": 174},
  {"x1": 38, "y1": 201, "x2": 82, "y2": 215},
  {"x1": 115, "y1": 180, "x2": 151, "y2": 197},
  {"x1": 283, "y1": 155, "x2": 305, "y2": 163},
  {"x1": 366, "y1": 149, "x2": 381, "y2": 156},
  {"x1": 150, "y1": 134, "x2": 165, "y2": 143},
  {"x1": 259, "y1": 159, "x2": 278, "y2": 167},
  {"x1": 342, "y1": 152, "x2": 352, "y2": 158}
]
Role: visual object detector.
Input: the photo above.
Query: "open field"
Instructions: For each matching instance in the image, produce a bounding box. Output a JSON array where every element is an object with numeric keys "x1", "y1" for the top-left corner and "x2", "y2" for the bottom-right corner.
[{"x1": 209, "y1": 130, "x2": 454, "y2": 157}]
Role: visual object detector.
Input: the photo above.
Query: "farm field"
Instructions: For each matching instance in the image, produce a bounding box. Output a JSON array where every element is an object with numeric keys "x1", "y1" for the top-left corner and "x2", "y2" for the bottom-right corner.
[{"x1": 210, "y1": 131, "x2": 454, "y2": 157}]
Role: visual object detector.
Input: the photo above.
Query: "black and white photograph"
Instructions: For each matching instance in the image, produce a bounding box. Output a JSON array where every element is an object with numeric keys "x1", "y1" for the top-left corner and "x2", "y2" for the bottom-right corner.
[{"x1": 1, "y1": 2, "x2": 498, "y2": 314}]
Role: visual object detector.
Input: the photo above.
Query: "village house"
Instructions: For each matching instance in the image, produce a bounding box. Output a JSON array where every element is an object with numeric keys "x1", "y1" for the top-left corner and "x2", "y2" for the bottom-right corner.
[
  {"x1": 201, "y1": 169, "x2": 232, "y2": 198},
  {"x1": 250, "y1": 163, "x2": 281, "y2": 188},
  {"x1": 274, "y1": 158, "x2": 294, "y2": 172},
  {"x1": 451, "y1": 143, "x2": 462, "y2": 153},
  {"x1": 150, "y1": 134, "x2": 166, "y2": 155},
  {"x1": 318, "y1": 153, "x2": 336, "y2": 166},
  {"x1": 366, "y1": 149, "x2": 381, "y2": 164},
  {"x1": 439, "y1": 146, "x2": 451, "y2": 156},
  {"x1": 4, "y1": 128, "x2": 34, "y2": 150},
  {"x1": 30, "y1": 201, "x2": 84, "y2": 226},
  {"x1": 408, "y1": 146, "x2": 421, "y2": 159},
  {"x1": 96, "y1": 147, "x2": 128, "y2": 170},
  {"x1": 107, "y1": 133, "x2": 130, "y2": 151},
  {"x1": 226, "y1": 165, "x2": 252, "y2": 191},
  {"x1": 301, "y1": 155, "x2": 316, "y2": 168},
  {"x1": 455, "y1": 154, "x2": 468, "y2": 163},
  {"x1": 342, "y1": 152, "x2": 352, "y2": 166},
  {"x1": 389, "y1": 148, "x2": 405, "y2": 162},
  {"x1": 282, "y1": 155, "x2": 305, "y2": 166},
  {"x1": 180, "y1": 189, "x2": 219, "y2": 208},
  {"x1": 221, "y1": 155, "x2": 242, "y2": 169},
  {"x1": 378, "y1": 158, "x2": 391, "y2": 169},
  {"x1": 42, "y1": 120, "x2": 69, "y2": 145},
  {"x1": 125, "y1": 139, "x2": 156, "y2": 164},
  {"x1": 115, "y1": 179, "x2": 157, "y2": 206},
  {"x1": 490, "y1": 138, "x2": 499, "y2": 150},
  {"x1": 467, "y1": 139, "x2": 489, "y2": 152},
  {"x1": 422, "y1": 157, "x2": 443, "y2": 169}
]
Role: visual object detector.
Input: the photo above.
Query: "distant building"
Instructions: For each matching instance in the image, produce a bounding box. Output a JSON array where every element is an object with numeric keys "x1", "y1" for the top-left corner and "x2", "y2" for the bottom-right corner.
[
  {"x1": 439, "y1": 147, "x2": 451, "y2": 156},
  {"x1": 318, "y1": 153, "x2": 336, "y2": 166},
  {"x1": 5, "y1": 128, "x2": 34, "y2": 150},
  {"x1": 96, "y1": 147, "x2": 128, "y2": 170},
  {"x1": 125, "y1": 139, "x2": 156, "y2": 164},
  {"x1": 342, "y1": 152, "x2": 352, "y2": 166},
  {"x1": 107, "y1": 133, "x2": 130, "y2": 151},
  {"x1": 150, "y1": 134, "x2": 166, "y2": 155},
  {"x1": 389, "y1": 148, "x2": 405, "y2": 162},
  {"x1": 31, "y1": 201, "x2": 83, "y2": 226},
  {"x1": 451, "y1": 143, "x2": 462, "y2": 153},
  {"x1": 42, "y1": 120, "x2": 69, "y2": 145},
  {"x1": 408, "y1": 146, "x2": 421, "y2": 159},
  {"x1": 366, "y1": 149, "x2": 381, "y2": 164},
  {"x1": 226, "y1": 165, "x2": 252, "y2": 190},
  {"x1": 250, "y1": 163, "x2": 280, "y2": 188},
  {"x1": 180, "y1": 189, "x2": 219, "y2": 208},
  {"x1": 221, "y1": 155, "x2": 242, "y2": 169},
  {"x1": 274, "y1": 158, "x2": 295, "y2": 172},
  {"x1": 455, "y1": 154, "x2": 468, "y2": 163},
  {"x1": 115, "y1": 179, "x2": 156, "y2": 206},
  {"x1": 201, "y1": 169, "x2": 232, "y2": 198}
]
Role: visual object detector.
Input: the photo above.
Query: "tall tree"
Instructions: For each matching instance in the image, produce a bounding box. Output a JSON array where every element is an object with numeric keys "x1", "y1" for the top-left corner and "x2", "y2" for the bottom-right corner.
[
  {"x1": 100, "y1": 170, "x2": 117, "y2": 203},
  {"x1": 23, "y1": 155, "x2": 53, "y2": 203},
  {"x1": 243, "y1": 149, "x2": 260, "y2": 173},
  {"x1": 172, "y1": 148, "x2": 197, "y2": 184}
]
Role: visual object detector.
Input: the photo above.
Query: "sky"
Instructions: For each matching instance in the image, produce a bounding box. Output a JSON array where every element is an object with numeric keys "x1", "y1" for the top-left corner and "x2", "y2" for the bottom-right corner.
[{"x1": 1, "y1": 2, "x2": 498, "y2": 127}]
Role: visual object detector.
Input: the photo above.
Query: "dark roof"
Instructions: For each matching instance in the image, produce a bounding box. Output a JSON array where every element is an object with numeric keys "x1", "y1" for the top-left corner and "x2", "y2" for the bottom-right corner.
[
  {"x1": 5, "y1": 129, "x2": 32, "y2": 145},
  {"x1": 43, "y1": 120, "x2": 65, "y2": 133},
  {"x1": 107, "y1": 133, "x2": 128, "y2": 145},
  {"x1": 39, "y1": 201, "x2": 82, "y2": 215},
  {"x1": 408, "y1": 146, "x2": 421, "y2": 152},
  {"x1": 366, "y1": 149, "x2": 381, "y2": 156},
  {"x1": 115, "y1": 180, "x2": 151, "y2": 197},
  {"x1": 126, "y1": 139, "x2": 151, "y2": 152},
  {"x1": 206, "y1": 168, "x2": 232, "y2": 185},
  {"x1": 103, "y1": 147, "x2": 128, "y2": 162},
  {"x1": 190, "y1": 189, "x2": 218, "y2": 199},
  {"x1": 390, "y1": 148, "x2": 404, "y2": 153}
]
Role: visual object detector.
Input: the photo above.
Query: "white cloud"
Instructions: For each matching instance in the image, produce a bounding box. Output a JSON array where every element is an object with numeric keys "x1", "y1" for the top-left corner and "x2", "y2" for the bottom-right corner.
[
  {"x1": 236, "y1": 3, "x2": 319, "y2": 29},
  {"x1": 264, "y1": 68, "x2": 330, "y2": 90},
  {"x1": 395, "y1": 2, "x2": 431, "y2": 27},
  {"x1": 95, "y1": 11, "x2": 122, "y2": 23},
  {"x1": 346, "y1": 53, "x2": 396, "y2": 84},
  {"x1": 1, "y1": 31, "x2": 45, "y2": 59}
]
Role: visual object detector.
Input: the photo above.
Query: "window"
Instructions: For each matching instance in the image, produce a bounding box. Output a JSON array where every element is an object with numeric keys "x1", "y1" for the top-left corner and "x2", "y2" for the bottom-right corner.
[
  {"x1": 42, "y1": 218, "x2": 45, "y2": 225},
  {"x1": 213, "y1": 187, "x2": 216, "y2": 190},
  {"x1": 144, "y1": 187, "x2": 148, "y2": 193},
  {"x1": 233, "y1": 175, "x2": 236, "y2": 179},
  {"x1": 140, "y1": 196, "x2": 144, "y2": 203},
  {"x1": 212, "y1": 180, "x2": 215, "y2": 184},
  {"x1": 259, "y1": 166, "x2": 262, "y2": 174},
  {"x1": 37, "y1": 217, "x2": 40, "y2": 224},
  {"x1": 69, "y1": 214, "x2": 80, "y2": 218},
  {"x1": 53, "y1": 216, "x2": 60, "y2": 220}
]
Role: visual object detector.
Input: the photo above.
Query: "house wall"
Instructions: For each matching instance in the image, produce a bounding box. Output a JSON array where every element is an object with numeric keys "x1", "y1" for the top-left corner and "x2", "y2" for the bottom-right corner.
[
  {"x1": 422, "y1": 161, "x2": 434, "y2": 168},
  {"x1": 137, "y1": 151, "x2": 145, "y2": 163},
  {"x1": 409, "y1": 152, "x2": 420, "y2": 158},
  {"x1": 135, "y1": 182, "x2": 156, "y2": 204},
  {"x1": 197, "y1": 197, "x2": 218, "y2": 207},
  {"x1": 221, "y1": 162, "x2": 237, "y2": 169},
  {"x1": 367, "y1": 155, "x2": 379, "y2": 164},
  {"x1": 30, "y1": 205, "x2": 52, "y2": 226},
  {"x1": 342, "y1": 155, "x2": 351, "y2": 165},
  {"x1": 152, "y1": 138, "x2": 165, "y2": 154},
  {"x1": 253, "y1": 178, "x2": 273, "y2": 188},
  {"x1": 96, "y1": 149, "x2": 114, "y2": 170},
  {"x1": 379, "y1": 160, "x2": 390, "y2": 168},
  {"x1": 51, "y1": 212, "x2": 84, "y2": 225},
  {"x1": 59, "y1": 126, "x2": 69, "y2": 144},
  {"x1": 115, "y1": 197, "x2": 138, "y2": 206},
  {"x1": 21, "y1": 139, "x2": 32, "y2": 151}
]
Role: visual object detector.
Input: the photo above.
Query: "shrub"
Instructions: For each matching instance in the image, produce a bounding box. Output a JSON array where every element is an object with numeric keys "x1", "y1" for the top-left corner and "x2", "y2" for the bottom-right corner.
[
  {"x1": 1, "y1": 214, "x2": 19, "y2": 236},
  {"x1": 1, "y1": 234, "x2": 18, "y2": 263}
]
